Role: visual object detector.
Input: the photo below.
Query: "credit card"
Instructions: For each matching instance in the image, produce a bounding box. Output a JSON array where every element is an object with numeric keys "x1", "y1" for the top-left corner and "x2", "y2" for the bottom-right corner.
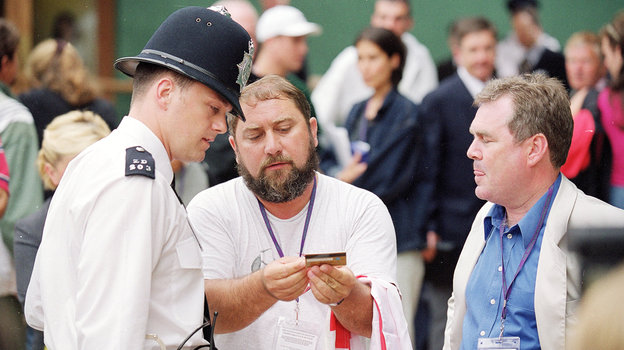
[{"x1": 304, "y1": 252, "x2": 347, "y2": 267}]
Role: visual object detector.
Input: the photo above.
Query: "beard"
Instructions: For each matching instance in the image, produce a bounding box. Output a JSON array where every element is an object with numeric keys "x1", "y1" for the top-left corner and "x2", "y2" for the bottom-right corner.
[{"x1": 237, "y1": 138, "x2": 319, "y2": 203}]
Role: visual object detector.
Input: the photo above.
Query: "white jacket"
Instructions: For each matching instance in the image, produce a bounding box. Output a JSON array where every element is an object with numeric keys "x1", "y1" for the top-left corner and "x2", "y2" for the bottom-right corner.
[{"x1": 328, "y1": 276, "x2": 413, "y2": 350}]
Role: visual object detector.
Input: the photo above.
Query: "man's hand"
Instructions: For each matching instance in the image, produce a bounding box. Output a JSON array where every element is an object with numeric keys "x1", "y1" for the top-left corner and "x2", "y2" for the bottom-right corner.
[
  {"x1": 261, "y1": 256, "x2": 309, "y2": 301},
  {"x1": 337, "y1": 153, "x2": 368, "y2": 184},
  {"x1": 306, "y1": 264, "x2": 355, "y2": 305},
  {"x1": 422, "y1": 230, "x2": 439, "y2": 263}
]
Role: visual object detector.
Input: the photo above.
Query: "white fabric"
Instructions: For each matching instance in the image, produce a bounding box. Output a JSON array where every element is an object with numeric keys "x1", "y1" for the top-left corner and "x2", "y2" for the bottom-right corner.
[
  {"x1": 348, "y1": 276, "x2": 413, "y2": 350},
  {"x1": 396, "y1": 250, "x2": 424, "y2": 347},
  {"x1": 311, "y1": 32, "x2": 437, "y2": 129},
  {"x1": 256, "y1": 5, "x2": 321, "y2": 43},
  {"x1": 495, "y1": 31, "x2": 561, "y2": 78},
  {"x1": 187, "y1": 173, "x2": 398, "y2": 349},
  {"x1": 25, "y1": 117, "x2": 206, "y2": 350}
]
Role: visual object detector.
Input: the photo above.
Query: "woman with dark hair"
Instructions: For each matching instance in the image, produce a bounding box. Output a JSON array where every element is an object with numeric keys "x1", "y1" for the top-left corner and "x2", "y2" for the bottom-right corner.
[
  {"x1": 599, "y1": 11, "x2": 624, "y2": 208},
  {"x1": 336, "y1": 26, "x2": 433, "y2": 345},
  {"x1": 19, "y1": 39, "x2": 118, "y2": 145}
]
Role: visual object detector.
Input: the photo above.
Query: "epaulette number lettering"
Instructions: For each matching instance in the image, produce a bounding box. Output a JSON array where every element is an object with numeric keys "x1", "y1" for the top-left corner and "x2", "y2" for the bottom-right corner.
[{"x1": 125, "y1": 146, "x2": 155, "y2": 179}]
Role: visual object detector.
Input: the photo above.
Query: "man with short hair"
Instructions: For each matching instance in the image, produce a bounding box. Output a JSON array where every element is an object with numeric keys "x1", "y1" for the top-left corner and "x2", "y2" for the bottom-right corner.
[
  {"x1": 443, "y1": 73, "x2": 624, "y2": 350},
  {"x1": 204, "y1": 4, "x2": 321, "y2": 186},
  {"x1": 214, "y1": 0, "x2": 258, "y2": 48},
  {"x1": 419, "y1": 16, "x2": 496, "y2": 350},
  {"x1": 252, "y1": 5, "x2": 320, "y2": 86},
  {"x1": 187, "y1": 75, "x2": 411, "y2": 349},
  {"x1": 312, "y1": 0, "x2": 437, "y2": 129},
  {"x1": 496, "y1": 0, "x2": 566, "y2": 87},
  {"x1": 25, "y1": 7, "x2": 253, "y2": 349}
]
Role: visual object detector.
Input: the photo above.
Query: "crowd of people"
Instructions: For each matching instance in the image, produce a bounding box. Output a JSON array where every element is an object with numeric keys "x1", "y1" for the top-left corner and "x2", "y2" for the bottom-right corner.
[{"x1": 0, "y1": 0, "x2": 623, "y2": 349}]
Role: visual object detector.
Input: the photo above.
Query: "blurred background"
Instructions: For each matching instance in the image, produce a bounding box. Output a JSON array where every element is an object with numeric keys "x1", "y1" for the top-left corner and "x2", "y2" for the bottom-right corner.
[{"x1": 3, "y1": 0, "x2": 622, "y2": 117}]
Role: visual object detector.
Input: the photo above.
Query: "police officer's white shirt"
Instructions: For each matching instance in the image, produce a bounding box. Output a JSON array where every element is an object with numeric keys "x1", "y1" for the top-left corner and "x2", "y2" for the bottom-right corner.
[
  {"x1": 25, "y1": 117, "x2": 206, "y2": 349},
  {"x1": 187, "y1": 173, "x2": 398, "y2": 349}
]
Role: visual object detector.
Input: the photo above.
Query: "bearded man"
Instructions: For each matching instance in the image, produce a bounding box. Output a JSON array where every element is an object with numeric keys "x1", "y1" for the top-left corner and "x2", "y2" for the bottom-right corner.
[{"x1": 187, "y1": 75, "x2": 411, "y2": 349}]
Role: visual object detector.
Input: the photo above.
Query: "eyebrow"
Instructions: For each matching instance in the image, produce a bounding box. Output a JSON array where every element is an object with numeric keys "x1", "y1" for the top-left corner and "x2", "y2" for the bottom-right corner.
[
  {"x1": 204, "y1": 89, "x2": 231, "y2": 111},
  {"x1": 241, "y1": 116, "x2": 296, "y2": 132},
  {"x1": 469, "y1": 127, "x2": 491, "y2": 138}
]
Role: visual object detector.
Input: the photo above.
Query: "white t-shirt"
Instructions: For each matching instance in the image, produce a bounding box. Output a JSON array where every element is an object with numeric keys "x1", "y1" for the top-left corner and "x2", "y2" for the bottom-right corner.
[{"x1": 187, "y1": 173, "x2": 397, "y2": 349}]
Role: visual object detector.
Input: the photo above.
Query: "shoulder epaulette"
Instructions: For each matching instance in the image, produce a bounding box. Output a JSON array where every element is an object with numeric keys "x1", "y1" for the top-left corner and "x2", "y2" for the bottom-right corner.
[{"x1": 125, "y1": 146, "x2": 155, "y2": 179}]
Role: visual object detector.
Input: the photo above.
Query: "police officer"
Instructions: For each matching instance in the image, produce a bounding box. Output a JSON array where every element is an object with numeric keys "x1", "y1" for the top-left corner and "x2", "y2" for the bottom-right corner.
[{"x1": 24, "y1": 7, "x2": 253, "y2": 349}]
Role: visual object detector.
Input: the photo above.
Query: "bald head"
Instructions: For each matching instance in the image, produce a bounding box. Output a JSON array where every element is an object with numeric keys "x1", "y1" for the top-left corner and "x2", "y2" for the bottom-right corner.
[{"x1": 214, "y1": 0, "x2": 258, "y2": 45}]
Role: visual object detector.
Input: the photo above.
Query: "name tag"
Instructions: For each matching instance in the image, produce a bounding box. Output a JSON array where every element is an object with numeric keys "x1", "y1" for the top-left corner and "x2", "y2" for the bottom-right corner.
[
  {"x1": 478, "y1": 336, "x2": 520, "y2": 350},
  {"x1": 274, "y1": 316, "x2": 320, "y2": 350}
]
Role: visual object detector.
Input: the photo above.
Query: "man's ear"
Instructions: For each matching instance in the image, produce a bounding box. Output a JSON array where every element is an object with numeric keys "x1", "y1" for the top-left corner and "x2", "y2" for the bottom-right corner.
[
  {"x1": 155, "y1": 77, "x2": 174, "y2": 110},
  {"x1": 0, "y1": 55, "x2": 8, "y2": 70},
  {"x1": 526, "y1": 133, "x2": 549, "y2": 167},
  {"x1": 229, "y1": 135, "x2": 239, "y2": 163},
  {"x1": 0, "y1": 55, "x2": 10, "y2": 79},
  {"x1": 309, "y1": 117, "x2": 319, "y2": 148}
]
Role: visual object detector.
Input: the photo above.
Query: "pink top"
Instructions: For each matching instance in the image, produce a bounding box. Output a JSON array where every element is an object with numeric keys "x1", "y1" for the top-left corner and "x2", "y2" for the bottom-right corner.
[
  {"x1": 599, "y1": 88, "x2": 624, "y2": 186},
  {"x1": 0, "y1": 137, "x2": 9, "y2": 194}
]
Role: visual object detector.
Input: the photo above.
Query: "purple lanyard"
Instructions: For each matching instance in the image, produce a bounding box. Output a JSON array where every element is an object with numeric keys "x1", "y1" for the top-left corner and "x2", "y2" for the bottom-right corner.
[
  {"x1": 257, "y1": 176, "x2": 317, "y2": 258},
  {"x1": 499, "y1": 186, "x2": 554, "y2": 321}
]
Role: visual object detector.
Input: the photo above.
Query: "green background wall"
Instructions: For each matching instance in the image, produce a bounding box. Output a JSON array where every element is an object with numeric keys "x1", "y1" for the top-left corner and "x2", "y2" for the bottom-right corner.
[{"x1": 114, "y1": 1, "x2": 623, "y2": 112}]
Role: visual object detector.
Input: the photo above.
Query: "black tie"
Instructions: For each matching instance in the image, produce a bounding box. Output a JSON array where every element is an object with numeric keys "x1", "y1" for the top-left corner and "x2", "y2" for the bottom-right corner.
[
  {"x1": 519, "y1": 57, "x2": 532, "y2": 74},
  {"x1": 171, "y1": 175, "x2": 184, "y2": 206}
]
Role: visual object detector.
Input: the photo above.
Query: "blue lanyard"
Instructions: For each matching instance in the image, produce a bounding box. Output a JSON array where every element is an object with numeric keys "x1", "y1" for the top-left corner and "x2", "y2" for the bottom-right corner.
[
  {"x1": 498, "y1": 185, "x2": 555, "y2": 337},
  {"x1": 257, "y1": 176, "x2": 317, "y2": 258}
]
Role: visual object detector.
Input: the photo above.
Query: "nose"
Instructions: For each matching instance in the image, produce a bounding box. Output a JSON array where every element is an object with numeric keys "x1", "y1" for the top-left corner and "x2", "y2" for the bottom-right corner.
[
  {"x1": 298, "y1": 39, "x2": 309, "y2": 57},
  {"x1": 358, "y1": 59, "x2": 369, "y2": 76},
  {"x1": 380, "y1": 18, "x2": 397, "y2": 34},
  {"x1": 212, "y1": 113, "x2": 228, "y2": 134},
  {"x1": 466, "y1": 139, "x2": 481, "y2": 160},
  {"x1": 476, "y1": 49, "x2": 490, "y2": 64},
  {"x1": 264, "y1": 131, "x2": 281, "y2": 156}
]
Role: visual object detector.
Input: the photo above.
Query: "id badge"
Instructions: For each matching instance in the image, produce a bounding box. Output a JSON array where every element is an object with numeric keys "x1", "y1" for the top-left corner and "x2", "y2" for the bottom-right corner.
[
  {"x1": 273, "y1": 316, "x2": 320, "y2": 350},
  {"x1": 477, "y1": 336, "x2": 520, "y2": 350}
]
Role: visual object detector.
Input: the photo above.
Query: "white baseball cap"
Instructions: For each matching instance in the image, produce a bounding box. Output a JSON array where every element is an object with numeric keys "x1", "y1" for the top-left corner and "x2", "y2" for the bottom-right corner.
[{"x1": 256, "y1": 5, "x2": 322, "y2": 43}]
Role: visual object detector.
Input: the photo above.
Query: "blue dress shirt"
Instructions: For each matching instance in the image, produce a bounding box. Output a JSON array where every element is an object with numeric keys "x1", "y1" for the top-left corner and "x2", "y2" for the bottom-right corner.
[{"x1": 461, "y1": 174, "x2": 562, "y2": 350}]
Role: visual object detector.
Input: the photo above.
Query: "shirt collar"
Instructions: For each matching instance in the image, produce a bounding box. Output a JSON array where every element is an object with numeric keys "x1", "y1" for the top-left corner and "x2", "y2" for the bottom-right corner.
[
  {"x1": 0, "y1": 82, "x2": 13, "y2": 98},
  {"x1": 484, "y1": 173, "x2": 562, "y2": 247},
  {"x1": 525, "y1": 45, "x2": 546, "y2": 67},
  {"x1": 117, "y1": 116, "x2": 173, "y2": 184},
  {"x1": 376, "y1": 88, "x2": 400, "y2": 120},
  {"x1": 457, "y1": 66, "x2": 487, "y2": 99}
]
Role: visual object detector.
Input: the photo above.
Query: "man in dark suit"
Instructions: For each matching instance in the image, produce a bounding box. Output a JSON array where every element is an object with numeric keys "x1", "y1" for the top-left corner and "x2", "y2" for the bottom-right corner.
[
  {"x1": 497, "y1": 1, "x2": 568, "y2": 89},
  {"x1": 418, "y1": 16, "x2": 496, "y2": 350}
]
